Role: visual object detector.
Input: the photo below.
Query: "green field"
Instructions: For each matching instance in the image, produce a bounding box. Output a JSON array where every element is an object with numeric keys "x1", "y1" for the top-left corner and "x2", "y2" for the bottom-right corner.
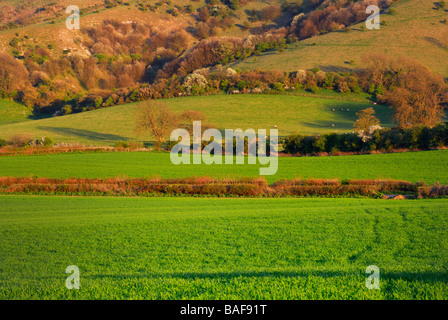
[
  {"x1": 0, "y1": 150, "x2": 447, "y2": 184},
  {"x1": 0, "y1": 0, "x2": 446, "y2": 302},
  {"x1": 0, "y1": 196, "x2": 446, "y2": 299},
  {"x1": 0, "y1": 95, "x2": 392, "y2": 145},
  {"x1": 0, "y1": 99, "x2": 32, "y2": 125}
]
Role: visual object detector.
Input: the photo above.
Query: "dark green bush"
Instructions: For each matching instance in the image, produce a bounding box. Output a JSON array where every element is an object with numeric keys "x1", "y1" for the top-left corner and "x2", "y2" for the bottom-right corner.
[
  {"x1": 283, "y1": 134, "x2": 305, "y2": 154},
  {"x1": 43, "y1": 137, "x2": 54, "y2": 147},
  {"x1": 283, "y1": 123, "x2": 448, "y2": 155},
  {"x1": 430, "y1": 123, "x2": 448, "y2": 148}
]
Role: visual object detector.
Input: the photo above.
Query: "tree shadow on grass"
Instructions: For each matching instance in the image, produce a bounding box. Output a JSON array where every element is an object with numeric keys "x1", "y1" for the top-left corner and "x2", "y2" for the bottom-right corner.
[
  {"x1": 300, "y1": 121, "x2": 353, "y2": 131},
  {"x1": 424, "y1": 36, "x2": 447, "y2": 50},
  {"x1": 27, "y1": 113, "x2": 53, "y2": 121},
  {"x1": 85, "y1": 270, "x2": 448, "y2": 284},
  {"x1": 37, "y1": 126, "x2": 131, "y2": 142},
  {"x1": 317, "y1": 65, "x2": 355, "y2": 73}
]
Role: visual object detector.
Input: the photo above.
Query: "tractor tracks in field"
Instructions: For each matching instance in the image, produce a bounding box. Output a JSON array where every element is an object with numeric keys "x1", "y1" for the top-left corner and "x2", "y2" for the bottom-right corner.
[
  {"x1": 392, "y1": 207, "x2": 413, "y2": 262},
  {"x1": 348, "y1": 207, "x2": 412, "y2": 265},
  {"x1": 346, "y1": 208, "x2": 379, "y2": 264}
]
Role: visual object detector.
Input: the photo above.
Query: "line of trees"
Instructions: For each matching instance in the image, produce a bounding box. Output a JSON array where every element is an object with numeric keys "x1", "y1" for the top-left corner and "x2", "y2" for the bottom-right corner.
[
  {"x1": 48, "y1": 67, "x2": 365, "y2": 115},
  {"x1": 283, "y1": 123, "x2": 448, "y2": 155}
]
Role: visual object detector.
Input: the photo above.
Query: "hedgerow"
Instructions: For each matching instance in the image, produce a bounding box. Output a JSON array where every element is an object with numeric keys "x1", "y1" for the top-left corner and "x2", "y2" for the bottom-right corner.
[
  {"x1": 283, "y1": 123, "x2": 448, "y2": 155},
  {"x1": 0, "y1": 177, "x2": 443, "y2": 198}
]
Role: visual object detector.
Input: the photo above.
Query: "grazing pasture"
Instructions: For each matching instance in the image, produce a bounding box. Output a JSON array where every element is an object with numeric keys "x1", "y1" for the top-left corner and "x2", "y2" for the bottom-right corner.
[{"x1": 0, "y1": 95, "x2": 392, "y2": 145}]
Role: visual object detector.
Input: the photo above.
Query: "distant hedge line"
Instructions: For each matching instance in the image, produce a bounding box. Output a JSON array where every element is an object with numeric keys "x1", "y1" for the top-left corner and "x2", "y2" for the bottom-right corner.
[{"x1": 283, "y1": 123, "x2": 448, "y2": 155}]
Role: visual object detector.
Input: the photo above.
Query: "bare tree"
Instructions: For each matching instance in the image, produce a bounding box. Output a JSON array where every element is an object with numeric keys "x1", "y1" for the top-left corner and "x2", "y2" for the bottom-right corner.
[
  {"x1": 179, "y1": 110, "x2": 215, "y2": 138},
  {"x1": 179, "y1": 110, "x2": 207, "y2": 134},
  {"x1": 136, "y1": 101, "x2": 178, "y2": 151},
  {"x1": 198, "y1": 6, "x2": 210, "y2": 22}
]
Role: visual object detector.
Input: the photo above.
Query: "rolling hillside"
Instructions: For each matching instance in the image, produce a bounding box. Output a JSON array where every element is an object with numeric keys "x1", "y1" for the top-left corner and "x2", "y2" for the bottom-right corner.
[
  {"x1": 0, "y1": 0, "x2": 291, "y2": 56},
  {"x1": 0, "y1": 94, "x2": 393, "y2": 145},
  {"x1": 230, "y1": 0, "x2": 448, "y2": 76}
]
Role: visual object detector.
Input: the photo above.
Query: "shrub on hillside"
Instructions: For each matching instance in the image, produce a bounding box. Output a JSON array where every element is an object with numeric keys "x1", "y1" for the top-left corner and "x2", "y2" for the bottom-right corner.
[
  {"x1": 115, "y1": 140, "x2": 143, "y2": 150},
  {"x1": 42, "y1": 137, "x2": 54, "y2": 147},
  {"x1": 418, "y1": 184, "x2": 448, "y2": 198},
  {"x1": 260, "y1": 5, "x2": 282, "y2": 21},
  {"x1": 8, "y1": 134, "x2": 33, "y2": 147}
]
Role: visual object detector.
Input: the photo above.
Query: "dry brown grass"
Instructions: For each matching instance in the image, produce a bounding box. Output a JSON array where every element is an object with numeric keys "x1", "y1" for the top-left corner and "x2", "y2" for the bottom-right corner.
[{"x1": 0, "y1": 0, "x2": 288, "y2": 56}]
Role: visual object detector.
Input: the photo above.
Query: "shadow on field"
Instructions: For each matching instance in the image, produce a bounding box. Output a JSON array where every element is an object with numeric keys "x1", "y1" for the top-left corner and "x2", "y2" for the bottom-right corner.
[
  {"x1": 37, "y1": 126, "x2": 131, "y2": 142},
  {"x1": 424, "y1": 37, "x2": 447, "y2": 50},
  {"x1": 318, "y1": 65, "x2": 354, "y2": 73},
  {"x1": 301, "y1": 121, "x2": 353, "y2": 130},
  {"x1": 87, "y1": 271, "x2": 448, "y2": 283}
]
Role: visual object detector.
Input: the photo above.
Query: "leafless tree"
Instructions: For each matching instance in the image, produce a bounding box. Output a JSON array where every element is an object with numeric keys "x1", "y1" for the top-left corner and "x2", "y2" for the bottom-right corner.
[{"x1": 136, "y1": 101, "x2": 178, "y2": 151}]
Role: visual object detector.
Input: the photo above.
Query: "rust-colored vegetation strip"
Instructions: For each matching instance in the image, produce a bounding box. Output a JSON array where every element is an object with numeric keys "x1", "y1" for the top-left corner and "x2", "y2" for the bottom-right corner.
[{"x1": 0, "y1": 177, "x2": 445, "y2": 198}]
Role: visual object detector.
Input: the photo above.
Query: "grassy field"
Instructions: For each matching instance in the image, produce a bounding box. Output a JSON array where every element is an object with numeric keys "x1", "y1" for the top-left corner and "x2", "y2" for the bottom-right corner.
[
  {"x1": 0, "y1": 196, "x2": 446, "y2": 299},
  {"x1": 0, "y1": 150, "x2": 446, "y2": 184},
  {"x1": 0, "y1": 94, "x2": 392, "y2": 145},
  {"x1": 0, "y1": 99, "x2": 32, "y2": 125},
  {"x1": 1, "y1": 0, "x2": 446, "y2": 303},
  {"x1": 231, "y1": 0, "x2": 448, "y2": 76}
]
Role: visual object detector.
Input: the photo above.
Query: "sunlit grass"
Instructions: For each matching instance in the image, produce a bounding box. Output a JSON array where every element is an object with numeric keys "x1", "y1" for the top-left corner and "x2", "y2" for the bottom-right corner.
[
  {"x1": 0, "y1": 150, "x2": 447, "y2": 184},
  {"x1": 0, "y1": 95, "x2": 392, "y2": 145},
  {"x1": 0, "y1": 196, "x2": 446, "y2": 299}
]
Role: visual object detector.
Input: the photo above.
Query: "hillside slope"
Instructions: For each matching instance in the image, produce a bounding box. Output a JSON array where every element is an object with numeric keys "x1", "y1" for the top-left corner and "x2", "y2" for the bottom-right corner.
[
  {"x1": 230, "y1": 0, "x2": 448, "y2": 76},
  {"x1": 0, "y1": 0, "x2": 290, "y2": 56},
  {"x1": 0, "y1": 99, "x2": 32, "y2": 125}
]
